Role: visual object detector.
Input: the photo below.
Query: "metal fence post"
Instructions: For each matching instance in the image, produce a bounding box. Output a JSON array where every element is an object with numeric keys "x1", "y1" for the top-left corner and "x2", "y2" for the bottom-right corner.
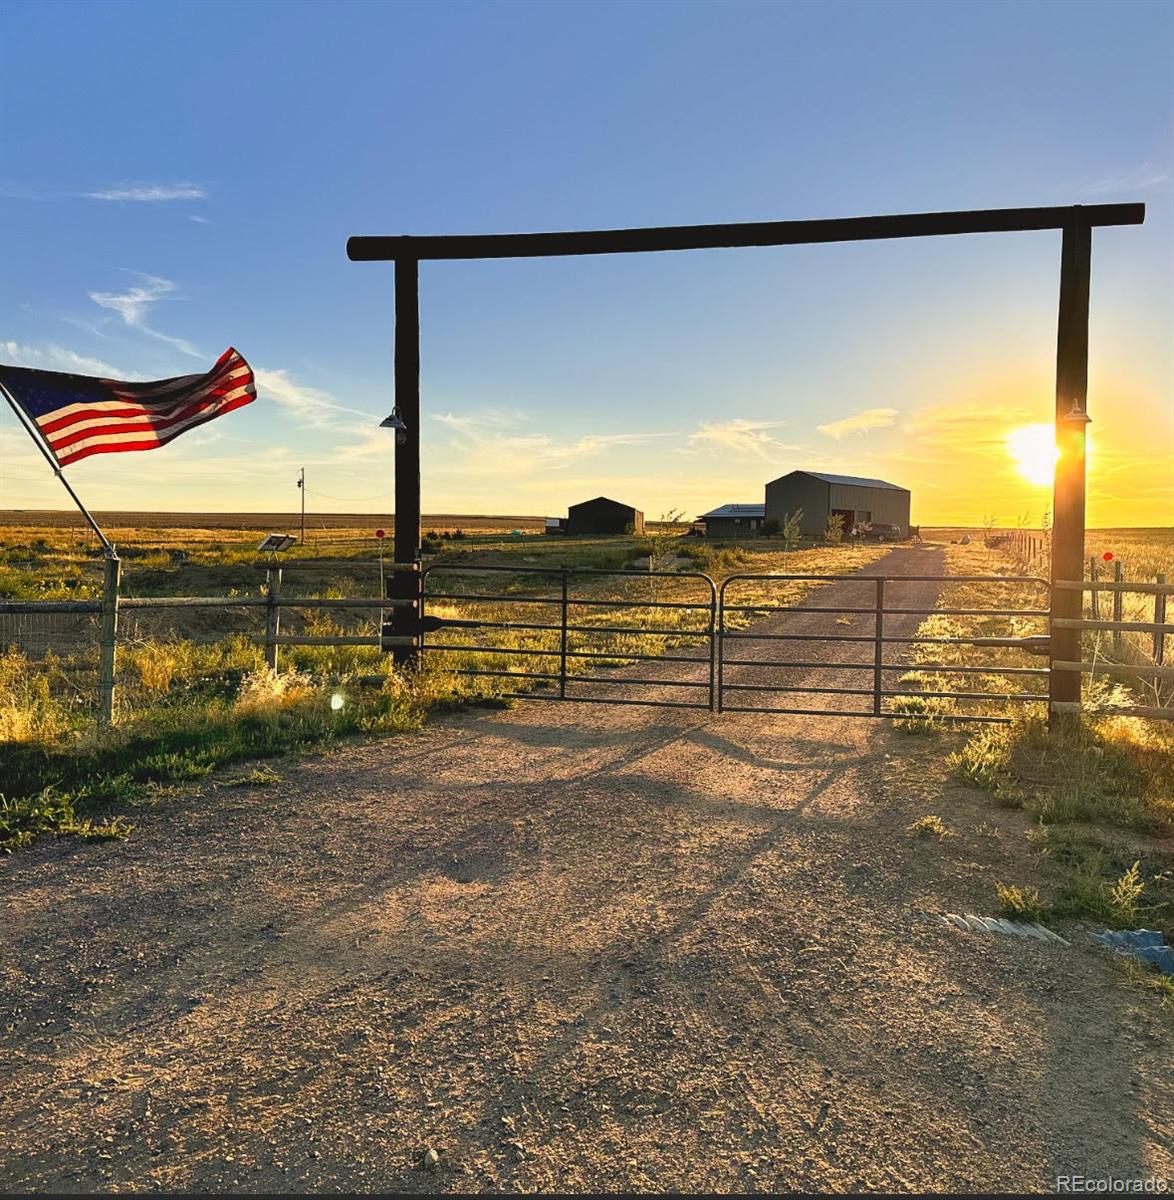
[
  {"x1": 873, "y1": 577, "x2": 885, "y2": 715},
  {"x1": 1156, "y1": 574, "x2": 1167, "y2": 667},
  {"x1": 1113, "y1": 560, "x2": 1124, "y2": 656},
  {"x1": 97, "y1": 554, "x2": 120, "y2": 727},
  {"x1": 1089, "y1": 556, "x2": 1099, "y2": 619},
  {"x1": 265, "y1": 566, "x2": 282, "y2": 669},
  {"x1": 559, "y1": 568, "x2": 568, "y2": 699}
]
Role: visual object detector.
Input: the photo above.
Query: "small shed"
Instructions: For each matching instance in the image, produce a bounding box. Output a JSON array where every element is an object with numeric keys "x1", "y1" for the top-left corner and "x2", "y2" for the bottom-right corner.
[
  {"x1": 700, "y1": 503, "x2": 765, "y2": 538},
  {"x1": 764, "y1": 471, "x2": 911, "y2": 539},
  {"x1": 565, "y1": 496, "x2": 644, "y2": 536}
]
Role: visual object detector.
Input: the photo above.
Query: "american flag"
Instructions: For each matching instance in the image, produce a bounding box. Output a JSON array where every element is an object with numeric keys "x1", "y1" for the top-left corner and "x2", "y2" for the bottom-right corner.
[{"x1": 0, "y1": 347, "x2": 255, "y2": 468}]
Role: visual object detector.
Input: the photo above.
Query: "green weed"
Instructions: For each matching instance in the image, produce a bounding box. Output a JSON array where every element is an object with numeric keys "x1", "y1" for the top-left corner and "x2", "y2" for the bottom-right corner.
[
  {"x1": 908, "y1": 814, "x2": 953, "y2": 839},
  {"x1": 996, "y1": 883, "x2": 1048, "y2": 923}
]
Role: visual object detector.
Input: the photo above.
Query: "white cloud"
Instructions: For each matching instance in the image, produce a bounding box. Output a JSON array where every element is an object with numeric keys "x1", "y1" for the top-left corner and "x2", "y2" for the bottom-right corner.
[
  {"x1": 253, "y1": 366, "x2": 370, "y2": 429},
  {"x1": 1081, "y1": 162, "x2": 1171, "y2": 196},
  {"x1": 85, "y1": 182, "x2": 206, "y2": 202},
  {"x1": 688, "y1": 418, "x2": 795, "y2": 460},
  {"x1": 87, "y1": 271, "x2": 202, "y2": 358},
  {"x1": 89, "y1": 272, "x2": 175, "y2": 326},
  {"x1": 188, "y1": 215, "x2": 212, "y2": 225},
  {"x1": 0, "y1": 340, "x2": 135, "y2": 378},
  {"x1": 817, "y1": 407, "x2": 899, "y2": 438},
  {"x1": 430, "y1": 409, "x2": 665, "y2": 476}
]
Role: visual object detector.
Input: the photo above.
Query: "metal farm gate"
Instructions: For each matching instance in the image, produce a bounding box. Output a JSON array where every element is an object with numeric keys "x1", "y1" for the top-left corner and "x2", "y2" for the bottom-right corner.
[
  {"x1": 717, "y1": 572, "x2": 1050, "y2": 725},
  {"x1": 420, "y1": 564, "x2": 717, "y2": 711},
  {"x1": 420, "y1": 565, "x2": 1052, "y2": 725}
]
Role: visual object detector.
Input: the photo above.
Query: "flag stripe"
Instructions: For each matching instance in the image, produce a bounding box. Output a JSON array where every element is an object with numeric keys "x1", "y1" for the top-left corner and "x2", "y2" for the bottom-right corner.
[
  {"x1": 36, "y1": 364, "x2": 253, "y2": 431},
  {"x1": 0, "y1": 347, "x2": 255, "y2": 469},
  {"x1": 54, "y1": 393, "x2": 255, "y2": 466},
  {"x1": 44, "y1": 384, "x2": 256, "y2": 450}
]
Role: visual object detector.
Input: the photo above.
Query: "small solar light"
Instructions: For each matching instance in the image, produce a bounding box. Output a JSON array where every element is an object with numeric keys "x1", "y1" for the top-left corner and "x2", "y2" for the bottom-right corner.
[
  {"x1": 257, "y1": 533, "x2": 297, "y2": 554},
  {"x1": 330, "y1": 693, "x2": 345, "y2": 711}
]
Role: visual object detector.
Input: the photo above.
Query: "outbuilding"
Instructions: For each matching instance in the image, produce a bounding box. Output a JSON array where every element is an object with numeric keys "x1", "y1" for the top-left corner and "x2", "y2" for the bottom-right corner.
[
  {"x1": 764, "y1": 471, "x2": 910, "y2": 539},
  {"x1": 700, "y1": 503, "x2": 765, "y2": 538},
  {"x1": 565, "y1": 496, "x2": 644, "y2": 536}
]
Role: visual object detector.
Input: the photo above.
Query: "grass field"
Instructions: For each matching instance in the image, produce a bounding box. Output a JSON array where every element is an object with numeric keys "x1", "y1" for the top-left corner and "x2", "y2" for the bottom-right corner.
[
  {"x1": 2, "y1": 509, "x2": 1170, "y2": 933},
  {"x1": 895, "y1": 531, "x2": 1174, "y2": 954},
  {"x1": 0, "y1": 511, "x2": 888, "y2": 851}
]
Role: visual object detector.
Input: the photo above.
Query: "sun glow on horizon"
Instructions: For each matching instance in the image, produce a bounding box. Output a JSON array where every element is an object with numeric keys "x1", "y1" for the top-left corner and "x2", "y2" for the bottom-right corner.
[{"x1": 1006, "y1": 423, "x2": 1060, "y2": 487}]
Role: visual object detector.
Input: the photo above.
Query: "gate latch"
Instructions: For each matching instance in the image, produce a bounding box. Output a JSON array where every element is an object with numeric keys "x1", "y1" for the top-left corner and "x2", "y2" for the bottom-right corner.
[{"x1": 970, "y1": 634, "x2": 1051, "y2": 656}]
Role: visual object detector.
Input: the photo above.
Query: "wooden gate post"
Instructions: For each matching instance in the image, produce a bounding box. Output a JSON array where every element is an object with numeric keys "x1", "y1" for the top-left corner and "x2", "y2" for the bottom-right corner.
[
  {"x1": 389, "y1": 257, "x2": 422, "y2": 667},
  {"x1": 1155, "y1": 574, "x2": 1167, "y2": 667},
  {"x1": 1049, "y1": 220, "x2": 1092, "y2": 733},
  {"x1": 265, "y1": 566, "x2": 282, "y2": 669},
  {"x1": 97, "y1": 553, "x2": 121, "y2": 727},
  {"x1": 1112, "y1": 561, "x2": 1125, "y2": 656}
]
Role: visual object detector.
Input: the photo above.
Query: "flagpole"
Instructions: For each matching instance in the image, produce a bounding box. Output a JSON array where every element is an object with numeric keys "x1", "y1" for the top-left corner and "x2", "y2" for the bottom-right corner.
[{"x1": 1, "y1": 382, "x2": 117, "y2": 557}]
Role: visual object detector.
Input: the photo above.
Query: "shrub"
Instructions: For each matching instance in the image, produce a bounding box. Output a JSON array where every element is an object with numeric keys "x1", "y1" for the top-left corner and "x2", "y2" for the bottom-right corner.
[
  {"x1": 908, "y1": 814, "x2": 952, "y2": 839},
  {"x1": 234, "y1": 667, "x2": 316, "y2": 718},
  {"x1": 997, "y1": 883, "x2": 1048, "y2": 922},
  {"x1": 0, "y1": 650, "x2": 74, "y2": 743},
  {"x1": 761, "y1": 518, "x2": 782, "y2": 537}
]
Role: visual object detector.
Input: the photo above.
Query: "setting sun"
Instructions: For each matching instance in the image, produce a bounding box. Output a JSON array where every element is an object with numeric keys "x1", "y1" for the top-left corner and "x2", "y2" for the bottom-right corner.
[{"x1": 1006, "y1": 423, "x2": 1059, "y2": 487}]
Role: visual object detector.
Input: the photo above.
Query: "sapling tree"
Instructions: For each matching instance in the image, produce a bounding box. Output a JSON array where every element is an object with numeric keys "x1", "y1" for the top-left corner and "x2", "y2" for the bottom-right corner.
[{"x1": 781, "y1": 509, "x2": 803, "y2": 568}]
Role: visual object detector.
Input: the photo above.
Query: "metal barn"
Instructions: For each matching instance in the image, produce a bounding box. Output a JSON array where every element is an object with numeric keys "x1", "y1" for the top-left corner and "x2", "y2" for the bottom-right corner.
[
  {"x1": 700, "y1": 503, "x2": 765, "y2": 538},
  {"x1": 565, "y1": 496, "x2": 644, "y2": 536},
  {"x1": 764, "y1": 471, "x2": 910, "y2": 539}
]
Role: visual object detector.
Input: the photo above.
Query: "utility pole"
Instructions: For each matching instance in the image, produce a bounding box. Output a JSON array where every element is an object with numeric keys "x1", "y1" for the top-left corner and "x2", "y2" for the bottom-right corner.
[{"x1": 297, "y1": 467, "x2": 305, "y2": 543}]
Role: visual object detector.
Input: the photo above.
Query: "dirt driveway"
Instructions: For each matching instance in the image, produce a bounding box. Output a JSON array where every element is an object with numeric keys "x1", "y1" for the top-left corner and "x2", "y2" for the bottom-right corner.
[{"x1": 1, "y1": 548, "x2": 1170, "y2": 1193}]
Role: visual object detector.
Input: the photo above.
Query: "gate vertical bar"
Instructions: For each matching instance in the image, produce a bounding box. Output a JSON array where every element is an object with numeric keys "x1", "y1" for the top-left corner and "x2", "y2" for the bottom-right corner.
[
  {"x1": 1089, "y1": 556, "x2": 1099, "y2": 619},
  {"x1": 559, "y1": 568, "x2": 568, "y2": 699},
  {"x1": 97, "y1": 553, "x2": 120, "y2": 727},
  {"x1": 389, "y1": 258, "x2": 422, "y2": 666},
  {"x1": 1049, "y1": 220, "x2": 1092, "y2": 732},
  {"x1": 716, "y1": 583, "x2": 725, "y2": 713},
  {"x1": 708, "y1": 579, "x2": 717, "y2": 713},
  {"x1": 873, "y1": 577, "x2": 885, "y2": 715}
]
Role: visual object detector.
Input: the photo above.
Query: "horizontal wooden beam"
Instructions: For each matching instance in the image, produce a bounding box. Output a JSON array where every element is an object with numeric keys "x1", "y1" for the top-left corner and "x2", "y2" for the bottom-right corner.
[
  {"x1": 0, "y1": 599, "x2": 101, "y2": 614},
  {"x1": 348, "y1": 203, "x2": 1145, "y2": 262},
  {"x1": 273, "y1": 635, "x2": 386, "y2": 647},
  {"x1": 249, "y1": 559, "x2": 418, "y2": 572},
  {"x1": 1051, "y1": 617, "x2": 1174, "y2": 634},
  {"x1": 1051, "y1": 659, "x2": 1174, "y2": 680},
  {"x1": 1050, "y1": 701, "x2": 1173, "y2": 721},
  {"x1": 1054, "y1": 579, "x2": 1174, "y2": 595}
]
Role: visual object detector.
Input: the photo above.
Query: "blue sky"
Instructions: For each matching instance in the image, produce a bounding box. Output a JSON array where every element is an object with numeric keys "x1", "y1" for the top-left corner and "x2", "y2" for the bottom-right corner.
[{"x1": 2, "y1": 0, "x2": 1171, "y2": 524}]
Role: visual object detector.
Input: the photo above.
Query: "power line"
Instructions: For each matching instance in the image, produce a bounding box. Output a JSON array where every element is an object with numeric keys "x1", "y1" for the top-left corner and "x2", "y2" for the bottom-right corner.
[{"x1": 304, "y1": 486, "x2": 394, "y2": 503}]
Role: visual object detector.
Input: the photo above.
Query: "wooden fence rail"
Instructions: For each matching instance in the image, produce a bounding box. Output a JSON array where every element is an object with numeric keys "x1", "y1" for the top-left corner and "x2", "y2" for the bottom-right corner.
[
  {"x1": 1, "y1": 580, "x2": 414, "y2": 723},
  {"x1": 1049, "y1": 577, "x2": 1173, "y2": 722}
]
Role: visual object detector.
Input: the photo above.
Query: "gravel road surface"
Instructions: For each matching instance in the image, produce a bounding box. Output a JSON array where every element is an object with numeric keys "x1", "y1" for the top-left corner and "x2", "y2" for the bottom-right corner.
[{"x1": 2, "y1": 547, "x2": 1170, "y2": 1193}]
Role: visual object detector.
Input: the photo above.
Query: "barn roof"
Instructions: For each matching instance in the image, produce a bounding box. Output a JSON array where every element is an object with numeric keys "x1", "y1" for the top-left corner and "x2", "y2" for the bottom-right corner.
[
  {"x1": 701, "y1": 503, "x2": 766, "y2": 519},
  {"x1": 777, "y1": 470, "x2": 907, "y2": 491},
  {"x1": 568, "y1": 495, "x2": 638, "y2": 509}
]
